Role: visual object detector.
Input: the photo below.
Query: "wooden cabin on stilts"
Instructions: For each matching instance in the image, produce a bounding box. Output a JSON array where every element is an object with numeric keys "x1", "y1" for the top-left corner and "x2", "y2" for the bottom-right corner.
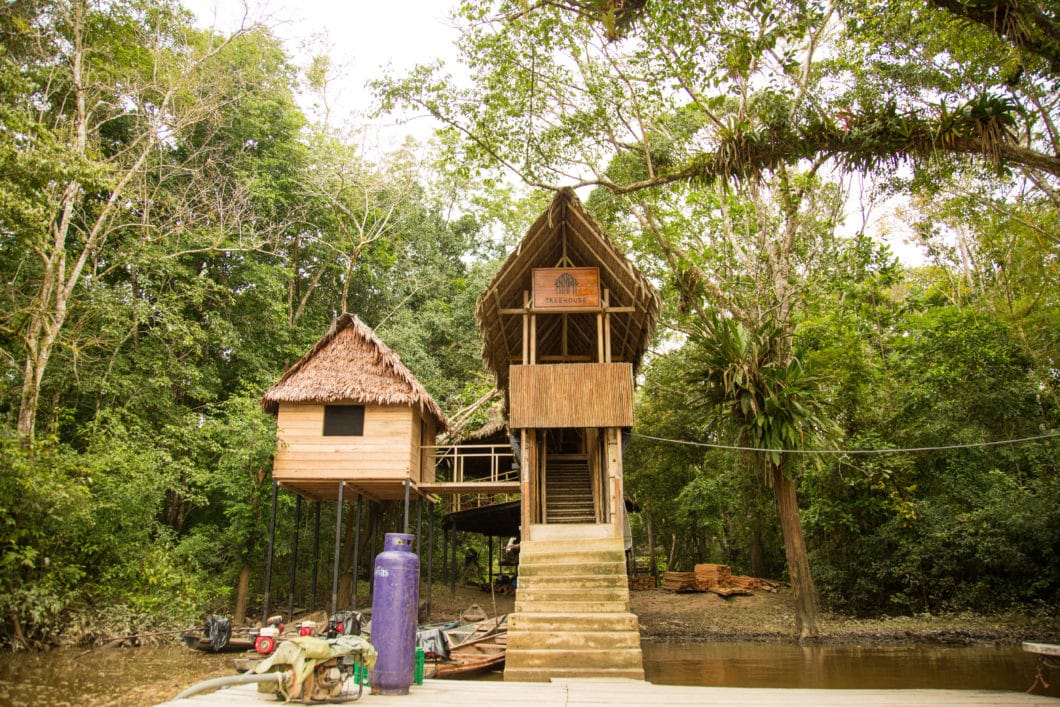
[
  {"x1": 260, "y1": 313, "x2": 450, "y2": 622},
  {"x1": 256, "y1": 190, "x2": 658, "y2": 683},
  {"x1": 475, "y1": 188, "x2": 660, "y2": 681}
]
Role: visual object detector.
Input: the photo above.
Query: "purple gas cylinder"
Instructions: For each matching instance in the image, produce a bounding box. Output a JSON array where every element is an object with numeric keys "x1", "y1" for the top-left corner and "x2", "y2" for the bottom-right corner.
[{"x1": 369, "y1": 532, "x2": 419, "y2": 695}]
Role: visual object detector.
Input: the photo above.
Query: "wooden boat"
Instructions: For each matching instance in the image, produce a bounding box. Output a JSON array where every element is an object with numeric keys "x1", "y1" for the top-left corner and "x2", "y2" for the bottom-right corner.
[
  {"x1": 181, "y1": 633, "x2": 257, "y2": 653},
  {"x1": 425, "y1": 615, "x2": 507, "y2": 679}
]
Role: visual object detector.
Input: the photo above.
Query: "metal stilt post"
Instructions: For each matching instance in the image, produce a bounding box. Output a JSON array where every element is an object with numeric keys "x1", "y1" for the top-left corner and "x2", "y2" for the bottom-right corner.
[
  {"x1": 403, "y1": 478, "x2": 410, "y2": 534},
  {"x1": 287, "y1": 495, "x2": 302, "y2": 619},
  {"x1": 309, "y1": 501, "x2": 321, "y2": 610},
  {"x1": 262, "y1": 479, "x2": 279, "y2": 625},
  {"x1": 352, "y1": 495, "x2": 362, "y2": 609},
  {"x1": 427, "y1": 505, "x2": 434, "y2": 618},
  {"x1": 331, "y1": 483, "x2": 344, "y2": 615}
]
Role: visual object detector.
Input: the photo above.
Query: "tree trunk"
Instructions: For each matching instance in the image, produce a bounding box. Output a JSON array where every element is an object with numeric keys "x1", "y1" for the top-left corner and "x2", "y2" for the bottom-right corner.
[
  {"x1": 772, "y1": 466, "x2": 818, "y2": 639},
  {"x1": 234, "y1": 562, "x2": 252, "y2": 624},
  {"x1": 645, "y1": 505, "x2": 657, "y2": 584},
  {"x1": 748, "y1": 507, "x2": 767, "y2": 579}
]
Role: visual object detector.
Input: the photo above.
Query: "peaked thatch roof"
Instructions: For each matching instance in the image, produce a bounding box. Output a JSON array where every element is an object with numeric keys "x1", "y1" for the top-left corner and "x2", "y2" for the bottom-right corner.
[
  {"x1": 262, "y1": 313, "x2": 449, "y2": 431},
  {"x1": 475, "y1": 188, "x2": 660, "y2": 390}
]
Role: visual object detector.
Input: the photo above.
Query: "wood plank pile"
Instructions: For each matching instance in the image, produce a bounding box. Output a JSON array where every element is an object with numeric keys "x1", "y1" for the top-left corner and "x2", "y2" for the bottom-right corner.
[
  {"x1": 660, "y1": 571, "x2": 700, "y2": 592},
  {"x1": 693, "y1": 563, "x2": 731, "y2": 590},
  {"x1": 661, "y1": 564, "x2": 782, "y2": 595},
  {"x1": 727, "y1": 575, "x2": 766, "y2": 591},
  {"x1": 628, "y1": 575, "x2": 656, "y2": 591}
]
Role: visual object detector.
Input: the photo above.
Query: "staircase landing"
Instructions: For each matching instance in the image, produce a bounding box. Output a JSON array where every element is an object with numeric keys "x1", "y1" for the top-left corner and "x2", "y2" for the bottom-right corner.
[{"x1": 504, "y1": 528, "x2": 644, "y2": 682}]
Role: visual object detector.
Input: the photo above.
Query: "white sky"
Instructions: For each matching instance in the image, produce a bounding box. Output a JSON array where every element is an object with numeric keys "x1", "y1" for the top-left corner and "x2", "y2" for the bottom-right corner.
[
  {"x1": 181, "y1": 0, "x2": 462, "y2": 139},
  {"x1": 180, "y1": 1, "x2": 925, "y2": 265}
]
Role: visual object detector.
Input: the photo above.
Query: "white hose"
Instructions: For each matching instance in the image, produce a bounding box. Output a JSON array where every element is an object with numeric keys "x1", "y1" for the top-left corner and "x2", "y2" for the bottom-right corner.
[{"x1": 174, "y1": 670, "x2": 290, "y2": 700}]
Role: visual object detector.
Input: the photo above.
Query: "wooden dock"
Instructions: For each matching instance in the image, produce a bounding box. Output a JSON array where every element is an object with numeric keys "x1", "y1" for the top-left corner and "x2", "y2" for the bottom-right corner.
[{"x1": 163, "y1": 676, "x2": 1059, "y2": 706}]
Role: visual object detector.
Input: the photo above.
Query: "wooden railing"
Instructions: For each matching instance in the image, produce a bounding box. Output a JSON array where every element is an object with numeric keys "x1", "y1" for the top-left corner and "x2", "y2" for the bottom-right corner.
[
  {"x1": 428, "y1": 443, "x2": 518, "y2": 485},
  {"x1": 422, "y1": 442, "x2": 520, "y2": 513}
]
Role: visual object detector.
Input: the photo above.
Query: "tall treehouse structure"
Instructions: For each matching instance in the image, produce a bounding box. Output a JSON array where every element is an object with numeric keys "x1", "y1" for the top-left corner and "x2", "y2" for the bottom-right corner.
[
  {"x1": 261, "y1": 313, "x2": 449, "y2": 614},
  {"x1": 476, "y1": 188, "x2": 659, "y2": 681}
]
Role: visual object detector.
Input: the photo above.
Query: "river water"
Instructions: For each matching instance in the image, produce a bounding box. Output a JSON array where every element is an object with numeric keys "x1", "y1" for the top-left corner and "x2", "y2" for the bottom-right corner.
[{"x1": 0, "y1": 640, "x2": 1055, "y2": 705}]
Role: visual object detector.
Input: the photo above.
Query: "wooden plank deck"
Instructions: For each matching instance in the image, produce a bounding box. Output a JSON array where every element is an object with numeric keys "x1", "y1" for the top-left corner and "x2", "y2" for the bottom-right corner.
[{"x1": 162, "y1": 677, "x2": 1059, "y2": 706}]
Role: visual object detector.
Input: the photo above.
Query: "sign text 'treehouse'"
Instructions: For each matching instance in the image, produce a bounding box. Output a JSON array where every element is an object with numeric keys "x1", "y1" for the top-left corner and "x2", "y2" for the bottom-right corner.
[{"x1": 532, "y1": 267, "x2": 601, "y2": 310}]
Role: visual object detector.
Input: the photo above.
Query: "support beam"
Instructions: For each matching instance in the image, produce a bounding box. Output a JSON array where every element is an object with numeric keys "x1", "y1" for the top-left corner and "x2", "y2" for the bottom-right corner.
[
  {"x1": 309, "y1": 501, "x2": 321, "y2": 611},
  {"x1": 403, "y1": 478, "x2": 411, "y2": 533},
  {"x1": 416, "y1": 500, "x2": 423, "y2": 557},
  {"x1": 287, "y1": 494, "x2": 302, "y2": 619},
  {"x1": 331, "y1": 483, "x2": 344, "y2": 615},
  {"x1": 450, "y1": 522, "x2": 457, "y2": 595},
  {"x1": 352, "y1": 495, "x2": 362, "y2": 610},
  {"x1": 261, "y1": 480, "x2": 279, "y2": 625},
  {"x1": 427, "y1": 505, "x2": 434, "y2": 618}
]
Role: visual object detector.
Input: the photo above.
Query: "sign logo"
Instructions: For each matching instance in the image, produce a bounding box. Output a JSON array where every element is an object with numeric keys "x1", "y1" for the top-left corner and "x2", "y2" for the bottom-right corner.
[{"x1": 532, "y1": 267, "x2": 601, "y2": 309}]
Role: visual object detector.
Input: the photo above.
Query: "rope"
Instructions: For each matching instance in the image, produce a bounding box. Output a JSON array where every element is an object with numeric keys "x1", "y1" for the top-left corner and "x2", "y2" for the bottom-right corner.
[{"x1": 631, "y1": 431, "x2": 1060, "y2": 456}]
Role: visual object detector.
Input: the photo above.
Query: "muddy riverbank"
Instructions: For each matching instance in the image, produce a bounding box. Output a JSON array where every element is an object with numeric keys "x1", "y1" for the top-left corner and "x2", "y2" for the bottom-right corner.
[{"x1": 428, "y1": 583, "x2": 1059, "y2": 645}]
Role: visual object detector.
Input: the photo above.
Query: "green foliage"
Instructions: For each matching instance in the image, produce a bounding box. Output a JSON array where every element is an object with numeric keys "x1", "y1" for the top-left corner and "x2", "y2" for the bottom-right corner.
[{"x1": 0, "y1": 439, "x2": 93, "y2": 645}]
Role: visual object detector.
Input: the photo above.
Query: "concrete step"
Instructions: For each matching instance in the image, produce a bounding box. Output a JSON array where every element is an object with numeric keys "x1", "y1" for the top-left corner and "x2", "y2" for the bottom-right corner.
[
  {"x1": 508, "y1": 612, "x2": 639, "y2": 632},
  {"x1": 519, "y1": 548, "x2": 626, "y2": 564},
  {"x1": 520, "y1": 536, "x2": 625, "y2": 552},
  {"x1": 516, "y1": 574, "x2": 630, "y2": 590},
  {"x1": 505, "y1": 647, "x2": 644, "y2": 671},
  {"x1": 514, "y1": 599, "x2": 630, "y2": 613},
  {"x1": 505, "y1": 630, "x2": 641, "y2": 651},
  {"x1": 504, "y1": 666, "x2": 645, "y2": 682},
  {"x1": 514, "y1": 586, "x2": 630, "y2": 603},
  {"x1": 517, "y1": 561, "x2": 625, "y2": 577},
  {"x1": 526, "y1": 524, "x2": 616, "y2": 541}
]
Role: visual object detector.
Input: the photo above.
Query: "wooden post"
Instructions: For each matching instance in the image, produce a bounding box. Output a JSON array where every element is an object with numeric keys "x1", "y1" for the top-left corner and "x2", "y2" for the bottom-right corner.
[
  {"x1": 450, "y1": 522, "x2": 458, "y2": 595},
  {"x1": 603, "y1": 289, "x2": 612, "y2": 363},
  {"x1": 262, "y1": 479, "x2": 279, "y2": 625},
  {"x1": 520, "y1": 429, "x2": 531, "y2": 535},
  {"x1": 309, "y1": 501, "x2": 321, "y2": 610},
  {"x1": 352, "y1": 495, "x2": 362, "y2": 609},
  {"x1": 522, "y1": 291, "x2": 530, "y2": 364},
  {"x1": 488, "y1": 536, "x2": 494, "y2": 586},
  {"x1": 287, "y1": 494, "x2": 302, "y2": 619},
  {"x1": 539, "y1": 430, "x2": 548, "y2": 525},
  {"x1": 403, "y1": 478, "x2": 410, "y2": 533},
  {"x1": 562, "y1": 313, "x2": 568, "y2": 357},
  {"x1": 607, "y1": 428, "x2": 623, "y2": 533},
  {"x1": 427, "y1": 503, "x2": 434, "y2": 618},
  {"x1": 330, "y1": 483, "x2": 344, "y2": 614},
  {"x1": 530, "y1": 311, "x2": 537, "y2": 364},
  {"x1": 416, "y1": 499, "x2": 423, "y2": 557}
]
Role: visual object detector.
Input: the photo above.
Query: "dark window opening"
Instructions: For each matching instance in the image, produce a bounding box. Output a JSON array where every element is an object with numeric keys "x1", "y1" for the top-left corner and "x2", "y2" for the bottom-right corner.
[{"x1": 323, "y1": 405, "x2": 365, "y2": 436}]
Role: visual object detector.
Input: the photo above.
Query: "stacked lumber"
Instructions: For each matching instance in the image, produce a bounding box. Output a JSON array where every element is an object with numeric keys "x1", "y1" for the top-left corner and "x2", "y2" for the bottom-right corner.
[
  {"x1": 628, "y1": 575, "x2": 656, "y2": 591},
  {"x1": 660, "y1": 571, "x2": 700, "y2": 592},
  {"x1": 727, "y1": 575, "x2": 765, "y2": 591},
  {"x1": 693, "y1": 563, "x2": 732, "y2": 590}
]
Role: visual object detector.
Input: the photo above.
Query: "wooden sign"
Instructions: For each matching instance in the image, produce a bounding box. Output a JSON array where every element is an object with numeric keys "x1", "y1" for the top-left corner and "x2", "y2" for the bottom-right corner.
[{"x1": 532, "y1": 267, "x2": 600, "y2": 310}]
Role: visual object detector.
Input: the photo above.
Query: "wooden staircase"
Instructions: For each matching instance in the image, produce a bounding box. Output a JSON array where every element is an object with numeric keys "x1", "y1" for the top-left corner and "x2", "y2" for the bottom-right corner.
[
  {"x1": 504, "y1": 526, "x2": 644, "y2": 682},
  {"x1": 545, "y1": 455, "x2": 595, "y2": 523}
]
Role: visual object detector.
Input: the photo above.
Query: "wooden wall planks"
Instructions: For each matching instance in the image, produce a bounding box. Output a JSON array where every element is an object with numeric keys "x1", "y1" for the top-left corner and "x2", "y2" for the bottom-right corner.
[{"x1": 508, "y1": 362, "x2": 634, "y2": 429}]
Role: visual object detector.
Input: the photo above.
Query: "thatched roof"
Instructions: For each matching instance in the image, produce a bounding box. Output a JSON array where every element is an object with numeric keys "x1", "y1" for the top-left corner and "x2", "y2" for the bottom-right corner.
[
  {"x1": 475, "y1": 188, "x2": 660, "y2": 390},
  {"x1": 262, "y1": 313, "x2": 449, "y2": 431}
]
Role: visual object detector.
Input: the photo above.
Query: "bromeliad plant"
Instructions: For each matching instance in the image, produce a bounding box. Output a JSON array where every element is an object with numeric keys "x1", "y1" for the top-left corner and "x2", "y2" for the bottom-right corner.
[{"x1": 684, "y1": 310, "x2": 837, "y2": 639}]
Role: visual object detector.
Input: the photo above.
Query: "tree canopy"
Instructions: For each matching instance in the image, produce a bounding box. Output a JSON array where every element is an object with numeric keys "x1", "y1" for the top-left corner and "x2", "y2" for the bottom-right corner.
[{"x1": 0, "y1": 0, "x2": 1056, "y2": 648}]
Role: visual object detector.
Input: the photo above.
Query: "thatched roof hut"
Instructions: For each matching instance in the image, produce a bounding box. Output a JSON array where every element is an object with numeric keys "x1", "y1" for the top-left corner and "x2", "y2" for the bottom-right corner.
[
  {"x1": 262, "y1": 313, "x2": 449, "y2": 432},
  {"x1": 475, "y1": 188, "x2": 660, "y2": 390}
]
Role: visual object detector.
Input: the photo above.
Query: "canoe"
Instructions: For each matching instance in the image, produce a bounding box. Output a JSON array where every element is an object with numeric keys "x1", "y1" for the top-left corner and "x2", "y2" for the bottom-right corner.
[
  {"x1": 181, "y1": 633, "x2": 257, "y2": 653},
  {"x1": 425, "y1": 616, "x2": 507, "y2": 679}
]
